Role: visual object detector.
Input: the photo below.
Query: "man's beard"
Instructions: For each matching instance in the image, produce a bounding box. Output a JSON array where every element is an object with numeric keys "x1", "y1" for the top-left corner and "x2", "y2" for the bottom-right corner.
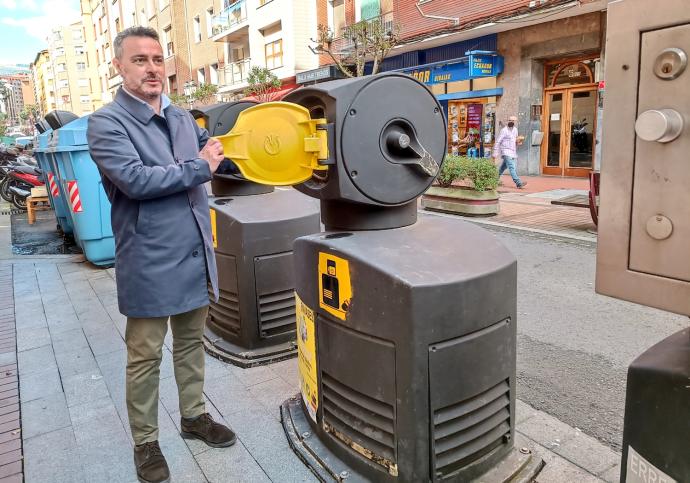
[{"x1": 141, "y1": 78, "x2": 162, "y2": 99}]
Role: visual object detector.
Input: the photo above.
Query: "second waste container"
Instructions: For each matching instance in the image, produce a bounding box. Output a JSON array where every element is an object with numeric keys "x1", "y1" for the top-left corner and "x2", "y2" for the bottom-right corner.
[{"x1": 34, "y1": 125, "x2": 74, "y2": 236}]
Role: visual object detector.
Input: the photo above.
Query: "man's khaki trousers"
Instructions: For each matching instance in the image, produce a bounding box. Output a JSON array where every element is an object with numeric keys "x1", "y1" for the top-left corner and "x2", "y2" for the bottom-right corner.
[{"x1": 125, "y1": 305, "x2": 208, "y2": 445}]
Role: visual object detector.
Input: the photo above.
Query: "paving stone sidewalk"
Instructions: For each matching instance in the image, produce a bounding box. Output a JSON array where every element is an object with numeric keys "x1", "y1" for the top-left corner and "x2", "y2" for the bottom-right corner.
[{"x1": 3, "y1": 259, "x2": 622, "y2": 482}]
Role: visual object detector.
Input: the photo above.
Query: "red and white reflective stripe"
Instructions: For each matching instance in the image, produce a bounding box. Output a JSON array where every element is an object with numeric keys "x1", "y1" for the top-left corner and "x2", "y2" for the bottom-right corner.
[
  {"x1": 47, "y1": 172, "x2": 59, "y2": 197},
  {"x1": 67, "y1": 181, "x2": 83, "y2": 213}
]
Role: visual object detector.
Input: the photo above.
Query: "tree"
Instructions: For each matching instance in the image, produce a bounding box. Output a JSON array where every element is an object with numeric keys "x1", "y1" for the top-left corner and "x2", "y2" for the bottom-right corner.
[
  {"x1": 0, "y1": 113, "x2": 6, "y2": 138},
  {"x1": 243, "y1": 66, "x2": 281, "y2": 103},
  {"x1": 167, "y1": 93, "x2": 187, "y2": 107},
  {"x1": 311, "y1": 15, "x2": 400, "y2": 78},
  {"x1": 192, "y1": 83, "x2": 219, "y2": 105},
  {"x1": 20, "y1": 104, "x2": 40, "y2": 125}
]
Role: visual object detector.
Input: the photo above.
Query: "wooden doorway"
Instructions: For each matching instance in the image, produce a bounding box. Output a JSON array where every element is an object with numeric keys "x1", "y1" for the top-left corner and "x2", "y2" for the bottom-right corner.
[{"x1": 541, "y1": 59, "x2": 599, "y2": 177}]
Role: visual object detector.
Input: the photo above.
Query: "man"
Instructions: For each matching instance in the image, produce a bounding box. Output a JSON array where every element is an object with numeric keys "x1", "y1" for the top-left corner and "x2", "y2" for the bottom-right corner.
[
  {"x1": 87, "y1": 27, "x2": 235, "y2": 483},
  {"x1": 493, "y1": 115, "x2": 527, "y2": 189}
]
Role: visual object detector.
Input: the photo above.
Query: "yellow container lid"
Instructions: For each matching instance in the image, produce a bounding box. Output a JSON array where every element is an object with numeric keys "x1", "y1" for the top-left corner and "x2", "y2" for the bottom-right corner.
[{"x1": 213, "y1": 102, "x2": 328, "y2": 186}]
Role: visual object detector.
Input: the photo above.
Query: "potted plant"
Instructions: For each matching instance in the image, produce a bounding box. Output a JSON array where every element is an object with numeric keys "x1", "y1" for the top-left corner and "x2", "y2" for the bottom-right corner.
[{"x1": 421, "y1": 155, "x2": 500, "y2": 216}]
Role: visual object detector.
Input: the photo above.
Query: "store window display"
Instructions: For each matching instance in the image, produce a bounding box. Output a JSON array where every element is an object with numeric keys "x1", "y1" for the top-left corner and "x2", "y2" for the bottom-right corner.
[{"x1": 447, "y1": 101, "x2": 496, "y2": 157}]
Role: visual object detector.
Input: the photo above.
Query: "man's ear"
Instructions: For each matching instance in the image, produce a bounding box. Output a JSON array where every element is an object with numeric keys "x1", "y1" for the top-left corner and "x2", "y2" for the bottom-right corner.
[{"x1": 113, "y1": 57, "x2": 122, "y2": 75}]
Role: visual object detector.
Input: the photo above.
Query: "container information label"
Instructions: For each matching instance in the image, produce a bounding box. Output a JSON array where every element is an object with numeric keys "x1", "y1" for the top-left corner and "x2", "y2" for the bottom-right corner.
[
  {"x1": 626, "y1": 446, "x2": 677, "y2": 483},
  {"x1": 210, "y1": 208, "x2": 217, "y2": 248},
  {"x1": 295, "y1": 293, "x2": 318, "y2": 422},
  {"x1": 318, "y1": 253, "x2": 352, "y2": 321}
]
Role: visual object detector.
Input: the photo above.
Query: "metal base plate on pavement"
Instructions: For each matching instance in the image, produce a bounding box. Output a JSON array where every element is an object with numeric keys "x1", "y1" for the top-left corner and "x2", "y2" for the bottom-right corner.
[
  {"x1": 203, "y1": 328, "x2": 297, "y2": 368},
  {"x1": 281, "y1": 395, "x2": 545, "y2": 483}
]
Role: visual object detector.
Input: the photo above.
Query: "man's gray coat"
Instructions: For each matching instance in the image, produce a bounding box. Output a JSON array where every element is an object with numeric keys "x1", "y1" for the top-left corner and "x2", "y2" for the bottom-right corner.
[{"x1": 87, "y1": 88, "x2": 218, "y2": 317}]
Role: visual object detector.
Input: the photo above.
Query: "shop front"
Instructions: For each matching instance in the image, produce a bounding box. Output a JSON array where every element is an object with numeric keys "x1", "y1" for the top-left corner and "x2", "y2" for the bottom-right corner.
[{"x1": 401, "y1": 52, "x2": 504, "y2": 157}]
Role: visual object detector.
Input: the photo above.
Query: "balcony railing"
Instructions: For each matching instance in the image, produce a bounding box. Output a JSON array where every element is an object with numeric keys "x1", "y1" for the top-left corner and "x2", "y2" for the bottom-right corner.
[
  {"x1": 211, "y1": 0, "x2": 248, "y2": 38},
  {"x1": 219, "y1": 58, "x2": 251, "y2": 87},
  {"x1": 331, "y1": 11, "x2": 396, "y2": 55}
]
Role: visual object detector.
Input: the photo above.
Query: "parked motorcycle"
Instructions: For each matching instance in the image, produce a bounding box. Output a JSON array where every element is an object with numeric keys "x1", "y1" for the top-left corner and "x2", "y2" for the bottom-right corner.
[
  {"x1": 571, "y1": 118, "x2": 590, "y2": 153},
  {"x1": 1, "y1": 165, "x2": 44, "y2": 210}
]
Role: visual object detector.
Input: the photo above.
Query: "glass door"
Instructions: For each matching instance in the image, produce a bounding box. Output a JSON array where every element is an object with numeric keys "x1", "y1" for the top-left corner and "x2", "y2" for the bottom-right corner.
[
  {"x1": 566, "y1": 88, "x2": 597, "y2": 177},
  {"x1": 542, "y1": 87, "x2": 597, "y2": 177},
  {"x1": 543, "y1": 91, "x2": 564, "y2": 176}
]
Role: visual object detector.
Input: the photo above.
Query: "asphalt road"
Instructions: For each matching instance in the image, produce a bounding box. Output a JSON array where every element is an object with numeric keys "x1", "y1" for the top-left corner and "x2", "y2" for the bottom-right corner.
[{"x1": 483, "y1": 226, "x2": 687, "y2": 451}]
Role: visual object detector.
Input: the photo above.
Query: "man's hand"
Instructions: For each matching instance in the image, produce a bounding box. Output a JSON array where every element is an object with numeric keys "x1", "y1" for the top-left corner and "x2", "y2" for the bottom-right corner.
[{"x1": 199, "y1": 138, "x2": 224, "y2": 173}]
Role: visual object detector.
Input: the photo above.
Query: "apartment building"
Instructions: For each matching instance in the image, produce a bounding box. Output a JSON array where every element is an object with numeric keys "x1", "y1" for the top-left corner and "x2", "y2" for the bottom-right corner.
[
  {"x1": 314, "y1": 0, "x2": 608, "y2": 178},
  {"x1": 79, "y1": 0, "x2": 319, "y2": 103},
  {"x1": 31, "y1": 50, "x2": 55, "y2": 116},
  {"x1": 210, "y1": 0, "x2": 319, "y2": 100},
  {"x1": 0, "y1": 74, "x2": 34, "y2": 125},
  {"x1": 35, "y1": 20, "x2": 104, "y2": 117}
]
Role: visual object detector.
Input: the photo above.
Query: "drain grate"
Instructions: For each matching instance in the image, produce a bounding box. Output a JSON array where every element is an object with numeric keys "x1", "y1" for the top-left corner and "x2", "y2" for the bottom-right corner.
[{"x1": 1, "y1": 209, "x2": 26, "y2": 215}]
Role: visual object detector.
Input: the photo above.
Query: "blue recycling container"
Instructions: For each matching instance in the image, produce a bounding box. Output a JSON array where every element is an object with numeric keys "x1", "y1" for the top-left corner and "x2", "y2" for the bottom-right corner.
[
  {"x1": 51, "y1": 116, "x2": 115, "y2": 266},
  {"x1": 34, "y1": 129, "x2": 74, "y2": 235}
]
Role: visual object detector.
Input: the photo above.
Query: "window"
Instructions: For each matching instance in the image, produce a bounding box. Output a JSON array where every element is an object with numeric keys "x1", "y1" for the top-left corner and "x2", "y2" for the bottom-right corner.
[
  {"x1": 61, "y1": 95, "x2": 70, "y2": 103},
  {"x1": 329, "y1": 0, "x2": 345, "y2": 37},
  {"x1": 76, "y1": 62, "x2": 86, "y2": 71},
  {"x1": 193, "y1": 16, "x2": 201, "y2": 43},
  {"x1": 167, "y1": 74, "x2": 177, "y2": 94},
  {"x1": 258, "y1": 0, "x2": 272, "y2": 5},
  {"x1": 72, "y1": 29, "x2": 83, "y2": 40},
  {"x1": 265, "y1": 39, "x2": 283, "y2": 69},
  {"x1": 59, "y1": 80, "x2": 69, "y2": 88},
  {"x1": 206, "y1": 7, "x2": 214, "y2": 38},
  {"x1": 80, "y1": 95, "x2": 90, "y2": 103},
  {"x1": 75, "y1": 45, "x2": 85, "y2": 55},
  {"x1": 197, "y1": 67, "x2": 205, "y2": 84},
  {"x1": 140, "y1": 8, "x2": 147, "y2": 26},
  {"x1": 78, "y1": 79, "x2": 89, "y2": 87},
  {"x1": 56, "y1": 63, "x2": 66, "y2": 72},
  {"x1": 55, "y1": 47, "x2": 65, "y2": 57},
  {"x1": 163, "y1": 26, "x2": 173, "y2": 57},
  {"x1": 115, "y1": 18, "x2": 121, "y2": 34},
  {"x1": 210, "y1": 63, "x2": 219, "y2": 85}
]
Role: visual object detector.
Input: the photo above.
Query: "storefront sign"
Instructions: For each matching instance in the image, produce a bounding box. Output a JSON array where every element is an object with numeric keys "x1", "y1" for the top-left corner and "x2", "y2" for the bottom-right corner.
[
  {"x1": 407, "y1": 55, "x2": 503, "y2": 85},
  {"x1": 468, "y1": 54, "x2": 497, "y2": 77},
  {"x1": 296, "y1": 65, "x2": 345, "y2": 84}
]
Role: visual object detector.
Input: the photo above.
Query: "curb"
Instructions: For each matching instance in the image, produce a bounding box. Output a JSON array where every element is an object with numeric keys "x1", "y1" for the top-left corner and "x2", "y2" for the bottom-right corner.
[{"x1": 420, "y1": 209, "x2": 598, "y2": 247}]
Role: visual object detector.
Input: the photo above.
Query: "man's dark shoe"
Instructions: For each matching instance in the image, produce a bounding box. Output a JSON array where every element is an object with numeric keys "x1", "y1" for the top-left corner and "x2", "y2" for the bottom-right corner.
[
  {"x1": 180, "y1": 413, "x2": 237, "y2": 448},
  {"x1": 133, "y1": 441, "x2": 170, "y2": 483}
]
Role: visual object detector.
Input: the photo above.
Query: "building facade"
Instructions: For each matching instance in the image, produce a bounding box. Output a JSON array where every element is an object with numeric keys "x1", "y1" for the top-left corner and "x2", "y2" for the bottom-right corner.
[
  {"x1": 36, "y1": 20, "x2": 104, "y2": 117},
  {"x1": 314, "y1": 0, "x2": 608, "y2": 178},
  {"x1": 77, "y1": 0, "x2": 320, "y2": 103},
  {"x1": 210, "y1": 0, "x2": 319, "y2": 100},
  {"x1": 31, "y1": 50, "x2": 55, "y2": 116},
  {"x1": 0, "y1": 76, "x2": 27, "y2": 125}
]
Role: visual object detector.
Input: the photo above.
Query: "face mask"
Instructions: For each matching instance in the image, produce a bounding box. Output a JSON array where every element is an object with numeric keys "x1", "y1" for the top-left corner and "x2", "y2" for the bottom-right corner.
[{"x1": 508, "y1": 122, "x2": 515, "y2": 128}]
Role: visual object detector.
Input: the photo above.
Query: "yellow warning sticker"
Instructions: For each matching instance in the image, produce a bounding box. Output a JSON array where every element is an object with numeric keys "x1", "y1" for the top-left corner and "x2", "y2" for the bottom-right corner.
[
  {"x1": 295, "y1": 293, "x2": 318, "y2": 422},
  {"x1": 210, "y1": 208, "x2": 217, "y2": 248},
  {"x1": 318, "y1": 253, "x2": 352, "y2": 320}
]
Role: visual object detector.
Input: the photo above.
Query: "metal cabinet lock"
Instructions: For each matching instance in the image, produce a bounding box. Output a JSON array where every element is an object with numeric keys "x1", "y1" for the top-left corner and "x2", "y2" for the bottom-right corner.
[{"x1": 653, "y1": 47, "x2": 687, "y2": 80}]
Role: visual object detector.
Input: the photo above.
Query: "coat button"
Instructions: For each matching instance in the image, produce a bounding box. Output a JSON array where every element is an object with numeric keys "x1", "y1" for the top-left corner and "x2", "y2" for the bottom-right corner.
[
  {"x1": 192, "y1": 250, "x2": 199, "y2": 257},
  {"x1": 193, "y1": 164, "x2": 200, "y2": 171}
]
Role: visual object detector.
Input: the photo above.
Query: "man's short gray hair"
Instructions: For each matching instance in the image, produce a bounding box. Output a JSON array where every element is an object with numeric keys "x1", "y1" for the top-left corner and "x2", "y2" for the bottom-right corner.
[{"x1": 114, "y1": 26, "x2": 160, "y2": 59}]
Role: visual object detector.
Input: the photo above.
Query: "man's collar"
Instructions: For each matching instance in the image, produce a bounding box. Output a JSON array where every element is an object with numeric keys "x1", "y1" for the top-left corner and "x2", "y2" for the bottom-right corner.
[{"x1": 115, "y1": 87, "x2": 175, "y2": 123}]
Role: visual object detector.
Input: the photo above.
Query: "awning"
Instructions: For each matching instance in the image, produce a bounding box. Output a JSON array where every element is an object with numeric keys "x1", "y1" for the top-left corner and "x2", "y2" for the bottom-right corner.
[{"x1": 242, "y1": 84, "x2": 300, "y2": 102}]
